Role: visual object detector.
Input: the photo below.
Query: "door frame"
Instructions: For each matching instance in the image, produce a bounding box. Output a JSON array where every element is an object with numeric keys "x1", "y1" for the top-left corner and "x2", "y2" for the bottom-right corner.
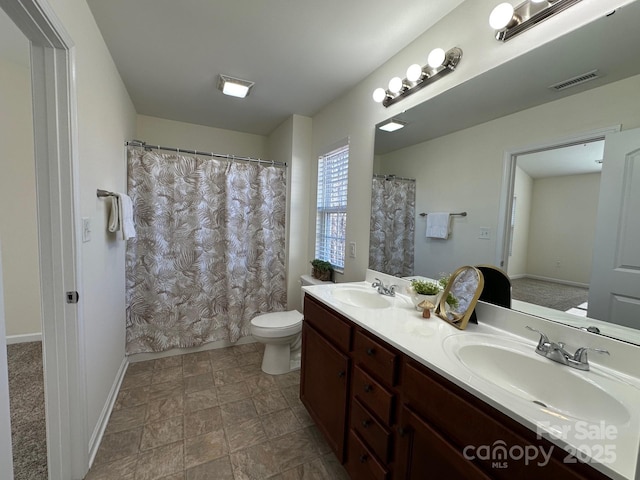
[
  {"x1": 0, "y1": 0, "x2": 88, "y2": 479},
  {"x1": 495, "y1": 126, "x2": 621, "y2": 272}
]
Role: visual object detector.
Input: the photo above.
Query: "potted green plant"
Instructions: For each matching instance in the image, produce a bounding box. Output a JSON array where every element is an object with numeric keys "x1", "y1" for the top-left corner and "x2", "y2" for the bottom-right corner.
[
  {"x1": 438, "y1": 272, "x2": 460, "y2": 310},
  {"x1": 409, "y1": 279, "x2": 441, "y2": 311},
  {"x1": 310, "y1": 259, "x2": 333, "y2": 281}
]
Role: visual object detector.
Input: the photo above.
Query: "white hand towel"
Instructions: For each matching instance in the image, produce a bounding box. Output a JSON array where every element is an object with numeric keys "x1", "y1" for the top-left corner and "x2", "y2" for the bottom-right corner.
[
  {"x1": 119, "y1": 193, "x2": 136, "y2": 240},
  {"x1": 108, "y1": 196, "x2": 120, "y2": 233},
  {"x1": 426, "y1": 212, "x2": 451, "y2": 239}
]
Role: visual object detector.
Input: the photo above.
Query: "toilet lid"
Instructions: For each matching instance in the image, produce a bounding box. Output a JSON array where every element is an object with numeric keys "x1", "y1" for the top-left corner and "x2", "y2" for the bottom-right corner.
[{"x1": 251, "y1": 310, "x2": 303, "y2": 329}]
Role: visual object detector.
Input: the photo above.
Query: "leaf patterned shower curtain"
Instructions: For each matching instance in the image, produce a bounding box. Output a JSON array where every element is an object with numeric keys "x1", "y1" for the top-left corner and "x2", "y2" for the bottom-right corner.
[
  {"x1": 368, "y1": 176, "x2": 416, "y2": 277},
  {"x1": 125, "y1": 147, "x2": 287, "y2": 354}
]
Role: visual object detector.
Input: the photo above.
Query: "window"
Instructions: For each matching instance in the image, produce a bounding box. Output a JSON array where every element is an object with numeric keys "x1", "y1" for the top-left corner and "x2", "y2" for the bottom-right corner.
[{"x1": 315, "y1": 143, "x2": 349, "y2": 270}]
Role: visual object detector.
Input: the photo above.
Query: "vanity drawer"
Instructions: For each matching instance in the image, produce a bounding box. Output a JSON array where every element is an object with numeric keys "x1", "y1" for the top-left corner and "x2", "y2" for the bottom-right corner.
[
  {"x1": 402, "y1": 360, "x2": 607, "y2": 480},
  {"x1": 350, "y1": 397, "x2": 392, "y2": 463},
  {"x1": 352, "y1": 366, "x2": 394, "y2": 425},
  {"x1": 304, "y1": 295, "x2": 352, "y2": 352},
  {"x1": 346, "y1": 430, "x2": 389, "y2": 480},
  {"x1": 353, "y1": 329, "x2": 397, "y2": 386}
]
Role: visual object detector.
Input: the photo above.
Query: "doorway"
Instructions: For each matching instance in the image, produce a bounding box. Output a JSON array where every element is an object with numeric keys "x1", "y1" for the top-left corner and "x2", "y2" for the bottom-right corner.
[
  {"x1": 0, "y1": 0, "x2": 87, "y2": 479},
  {"x1": 497, "y1": 127, "x2": 619, "y2": 317}
]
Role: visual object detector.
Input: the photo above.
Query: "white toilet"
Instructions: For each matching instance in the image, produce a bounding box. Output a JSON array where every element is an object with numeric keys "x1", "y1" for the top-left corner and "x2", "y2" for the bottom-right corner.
[{"x1": 250, "y1": 275, "x2": 330, "y2": 375}]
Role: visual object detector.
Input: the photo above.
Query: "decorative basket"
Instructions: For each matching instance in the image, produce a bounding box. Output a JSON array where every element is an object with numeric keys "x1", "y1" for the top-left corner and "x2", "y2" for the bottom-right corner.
[{"x1": 312, "y1": 267, "x2": 332, "y2": 282}]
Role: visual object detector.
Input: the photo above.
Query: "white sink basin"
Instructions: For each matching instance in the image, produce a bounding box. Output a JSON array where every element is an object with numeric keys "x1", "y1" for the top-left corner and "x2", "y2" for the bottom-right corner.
[
  {"x1": 444, "y1": 333, "x2": 631, "y2": 425},
  {"x1": 331, "y1": 287, "x2": 392, "y2": 309}
]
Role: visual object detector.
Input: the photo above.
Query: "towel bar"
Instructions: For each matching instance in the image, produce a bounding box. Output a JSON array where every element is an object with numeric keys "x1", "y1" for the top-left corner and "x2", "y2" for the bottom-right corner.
[{"x1": 419, "y1": 211, "x2": 467, "y2": 217}]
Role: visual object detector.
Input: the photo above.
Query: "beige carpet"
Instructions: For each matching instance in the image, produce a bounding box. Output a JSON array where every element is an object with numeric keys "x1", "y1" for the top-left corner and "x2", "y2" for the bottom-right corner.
[
  {"x1": 511, "y1": 277, "x2": 589, "y2": 312},
  {"x1": 7, "y1": 341, "x2": 48, "y2": 479}
]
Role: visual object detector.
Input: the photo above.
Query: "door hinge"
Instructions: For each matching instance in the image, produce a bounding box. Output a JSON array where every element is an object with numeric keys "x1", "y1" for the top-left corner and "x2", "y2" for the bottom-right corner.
[{"x1": 66, "y1": 291, "x2": 79, "y2": 304}]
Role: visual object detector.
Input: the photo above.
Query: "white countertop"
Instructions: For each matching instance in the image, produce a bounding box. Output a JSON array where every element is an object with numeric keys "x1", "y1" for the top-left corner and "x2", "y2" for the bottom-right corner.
[{"x1": 302, "y1": 280, "x2": 640, "y2": 480}]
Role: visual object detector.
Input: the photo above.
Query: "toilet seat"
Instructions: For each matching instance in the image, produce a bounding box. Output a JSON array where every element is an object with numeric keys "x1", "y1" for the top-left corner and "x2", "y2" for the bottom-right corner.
[{"x1": 250, "y1": 310, "x2": 303, "y2": 338}]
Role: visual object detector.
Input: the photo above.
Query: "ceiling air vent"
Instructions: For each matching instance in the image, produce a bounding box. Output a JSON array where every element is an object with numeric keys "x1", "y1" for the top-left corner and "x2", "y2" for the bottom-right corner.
[{"x1": 549, "y1": 70, "x2": 600, "y2": 91}]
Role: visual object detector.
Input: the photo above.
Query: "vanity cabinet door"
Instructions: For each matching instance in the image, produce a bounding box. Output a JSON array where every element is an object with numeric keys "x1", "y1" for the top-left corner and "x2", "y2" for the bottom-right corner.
[
  {"x1": 300, "y1": 322, "x2": 350, "y2": 462},
  {"x1": 395, "y1": 404, "x2": 491, "y2": 480}
]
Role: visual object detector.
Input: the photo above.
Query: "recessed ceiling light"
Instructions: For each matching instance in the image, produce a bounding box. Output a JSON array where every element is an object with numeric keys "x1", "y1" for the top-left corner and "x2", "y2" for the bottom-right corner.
[
  {"x1": 378, "y1": 119, "x2": 407, "y2": 132},
  {"x1": 217, "y1": 74, "x2": 255, "y2": 98}
]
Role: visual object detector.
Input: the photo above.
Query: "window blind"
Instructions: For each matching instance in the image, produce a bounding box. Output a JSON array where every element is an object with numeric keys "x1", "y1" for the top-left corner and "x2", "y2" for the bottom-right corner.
[{"x1": 315, "y1": 144, "x2": 349, "y2": 269}]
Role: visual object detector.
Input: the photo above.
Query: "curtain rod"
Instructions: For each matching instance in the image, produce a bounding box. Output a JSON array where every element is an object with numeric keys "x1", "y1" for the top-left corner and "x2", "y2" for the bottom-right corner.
[
  {"x1": 126, "y1": 140, "x2": 287, "y2": 168},
  {"x1": 373, "y1": 174, "x2": 416, "y2": 182}
]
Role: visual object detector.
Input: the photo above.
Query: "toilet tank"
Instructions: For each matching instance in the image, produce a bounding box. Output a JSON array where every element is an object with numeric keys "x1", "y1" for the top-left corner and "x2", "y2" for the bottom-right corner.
[{"x1": 300, "y1": 274, "x2": 332, "y2": 287}]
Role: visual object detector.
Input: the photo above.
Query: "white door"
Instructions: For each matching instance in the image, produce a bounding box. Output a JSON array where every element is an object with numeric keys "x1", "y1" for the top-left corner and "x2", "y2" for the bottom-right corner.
[
  {"x1": 588, "y1": 128, "x2": 640, "y2": 327},
  {"x1": 0, "y1": 242, "x2": 15, "y2": 479}
]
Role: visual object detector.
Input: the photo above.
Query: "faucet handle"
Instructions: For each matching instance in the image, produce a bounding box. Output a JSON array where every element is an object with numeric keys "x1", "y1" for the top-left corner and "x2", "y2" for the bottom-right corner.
[
  {"x1": 573, "y1": 347, "x2": 610, "y2": 364},
  {"x1": 526, "y1": 326, "x2": 550, "y2": 349}
]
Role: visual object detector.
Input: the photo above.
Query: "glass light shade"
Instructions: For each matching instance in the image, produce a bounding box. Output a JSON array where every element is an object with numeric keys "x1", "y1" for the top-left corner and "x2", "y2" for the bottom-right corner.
[
  {"x1": 222, "y1": 82, "x2": 250, "y2": 98},
  {"x1": 489, "y1": 3, "x2": 515, "y2": 30},
  {"x1": 379, "y1": 120, "x2": 406, "y2": 132},
  {"x1": 372, "y1": 87, "x2": 387, "y2": 103},
  {"x1": 406, "y1": 64, "x2": 424, "y2": 82},
  {"x1": 427, "y1": 48, "x2": 446, "y2": 69},
  {"x1": 388, "y1": 76, "x2": 404, "y2": 94},
  {"x1": 530, "y1": 0, "x2": 547, "y2": 2}
]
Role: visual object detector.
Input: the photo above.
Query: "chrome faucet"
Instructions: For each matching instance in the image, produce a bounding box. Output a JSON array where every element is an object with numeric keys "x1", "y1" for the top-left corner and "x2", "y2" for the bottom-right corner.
[
  {"x1": 525, "y1": 326, "x2": 609, "y2": 371},
  {"x1": 371, "y1": 278, "x2": 397, "y2": 297}
]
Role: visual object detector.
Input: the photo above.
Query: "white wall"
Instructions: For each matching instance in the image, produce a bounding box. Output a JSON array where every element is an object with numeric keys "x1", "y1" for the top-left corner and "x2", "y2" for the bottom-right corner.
[
  {"x1": 137, "y1": 115, "x2": 268, "y2": 158},
  {"x1": 44, "y1": 0, "x2": 137, "y2": 450},
  {"x1": 374, "y1": 74, "x2": 640, "y2": 279},
  {"x1": 508, "y1": 167, "x2": 533, "y2": 277},
  {"x1": 527, "y1": 173, "x2": 601, "y2": 284},
  {"x1": 268, "y1": 115, "x2": 313, "y2": 312},
  {"x1": 0, "y1": 56, "x2": 42, "y2": 338},
  {"x1": 309, "y1": 0, "x2": 633, "y2": 282}
]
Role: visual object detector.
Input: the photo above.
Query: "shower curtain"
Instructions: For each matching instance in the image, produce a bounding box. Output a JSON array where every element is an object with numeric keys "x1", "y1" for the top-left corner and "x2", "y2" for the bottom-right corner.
[
  {"x1": 369, "y1": 176, "x2": 416, "y2": 277},
  {"x1": 125, "y1": 147, "x2": 287, "y2": 354}
]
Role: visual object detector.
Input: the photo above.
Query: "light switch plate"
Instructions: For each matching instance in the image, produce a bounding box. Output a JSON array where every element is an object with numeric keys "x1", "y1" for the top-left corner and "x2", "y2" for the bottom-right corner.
[
  {"x1": 82, "y1": 217, "x2": 92, "y2": 242},
  {"x1": 349, "y1": 242, "x2": 356, "y2": 258},
  {"x1": 479, "y1": 227, "x2": 491, "y2": 240}
]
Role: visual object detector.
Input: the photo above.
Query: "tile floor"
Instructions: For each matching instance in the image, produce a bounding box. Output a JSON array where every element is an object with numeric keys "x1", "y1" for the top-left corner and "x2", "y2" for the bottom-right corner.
[{"x1": 85, "y1": 343, "x2": 349, "y2": 480}]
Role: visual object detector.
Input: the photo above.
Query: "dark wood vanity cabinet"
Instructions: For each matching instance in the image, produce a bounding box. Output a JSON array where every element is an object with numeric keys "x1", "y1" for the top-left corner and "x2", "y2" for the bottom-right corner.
[
  {"x1": 301, "y1": 294, "x2": 611, "y2": 480},
  {"x1": 300, "y1": 296, "x2": 352, "y2": 462}
]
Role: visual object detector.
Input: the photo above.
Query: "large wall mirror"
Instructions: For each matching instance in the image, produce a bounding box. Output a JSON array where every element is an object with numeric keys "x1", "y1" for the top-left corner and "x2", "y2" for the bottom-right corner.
[{"x1": 370, "y1": 0, "x2": 640, "y2": 345}]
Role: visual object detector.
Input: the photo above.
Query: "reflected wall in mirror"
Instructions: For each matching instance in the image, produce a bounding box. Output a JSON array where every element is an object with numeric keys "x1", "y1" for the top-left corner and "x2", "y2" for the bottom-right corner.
[
  {"x1": 435, "y1": 266, "x2": 484, "y2": 330},
  {"x1": 370, "y1": 0, "x2": 640, "y2": 345}
]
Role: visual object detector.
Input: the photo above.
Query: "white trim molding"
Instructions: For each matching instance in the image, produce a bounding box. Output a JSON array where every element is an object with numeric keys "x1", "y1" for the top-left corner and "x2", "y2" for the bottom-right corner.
[{"x1": 5, "y1": 333, "x2": 43, "y2": 345}]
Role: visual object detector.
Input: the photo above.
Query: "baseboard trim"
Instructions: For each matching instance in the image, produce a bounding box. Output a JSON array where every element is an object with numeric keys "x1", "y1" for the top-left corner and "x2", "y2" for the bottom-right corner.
[
  {"x1": 524, "y1": 274, "x2": 589, "y2": 289},
  {"x1": 127, "y1": 335, "x2": 257, "y2": 363},
  {"x1": 6, "y1": 333, "x2": 42, "y2": 345},
  {"x1": 87, "y1": 356, "x2": 129, "y2": 468}
]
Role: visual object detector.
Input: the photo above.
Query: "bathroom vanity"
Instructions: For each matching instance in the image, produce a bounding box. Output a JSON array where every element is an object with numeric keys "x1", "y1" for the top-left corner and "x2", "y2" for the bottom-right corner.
[{"x1": 300, "y1": 279, "x2": 640, "y2": 480}]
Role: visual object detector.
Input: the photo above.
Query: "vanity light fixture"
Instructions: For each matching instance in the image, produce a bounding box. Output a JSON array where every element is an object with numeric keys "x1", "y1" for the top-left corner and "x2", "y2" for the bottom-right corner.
[
  {"x1": 372, "y1": 46, "x2": 463, "y2": 108},
  {"x1": 489, "y1": 0, "x2": 583, "y2": 42},
  {"x1": 217, "y1": 74, "x2": 255, "y2": 98},
  {"x1": 378, "y1": 119, "x2": 407, "y2": 132}
]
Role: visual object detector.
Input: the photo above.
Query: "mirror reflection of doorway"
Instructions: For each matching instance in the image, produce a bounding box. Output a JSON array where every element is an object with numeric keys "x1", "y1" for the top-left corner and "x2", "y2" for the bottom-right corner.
[{"x1": 505, "y1": 139, "x2": 604, "y2": 317}]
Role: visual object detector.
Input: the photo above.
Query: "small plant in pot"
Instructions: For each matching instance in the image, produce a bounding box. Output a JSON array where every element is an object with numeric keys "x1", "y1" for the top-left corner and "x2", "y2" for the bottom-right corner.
[
  {"x1": 310, "y1": 259, "x2": 333, "y2": 281},
  {"x1": 409, "y1": 279, "x2": 441, "y2": 311}
]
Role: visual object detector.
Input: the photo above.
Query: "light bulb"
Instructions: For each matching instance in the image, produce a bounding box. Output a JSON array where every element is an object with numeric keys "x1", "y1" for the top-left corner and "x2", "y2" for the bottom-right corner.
[
  {"x1": 489, "y1": 3, "x2": 515, "y2": 30},
  {"x1": 388, "y1": 77, "x2": 404, "y2": 94},
  {"x1": 530, "y1": 0, "x2": 547, "y2": 3},
  {"x1": 427, "y1": 48, "x2": 446, "y2": 69},
  {"x1": 372, "y1": 88, "x2": 387, "y2": 103},
  {"x1": 406, "y1": 64, "x2": 424, "y2": 83}
]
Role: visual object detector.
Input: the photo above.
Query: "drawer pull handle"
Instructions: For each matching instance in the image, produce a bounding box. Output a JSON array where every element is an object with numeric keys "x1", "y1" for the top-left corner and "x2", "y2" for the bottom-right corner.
[
  {"x1": 366, "y1": 348, "x2": 375, "y2": 356},
  {"x1": 363, "y1": 384, "x2": 373, "y2": 393},
  {"x1": 337, "y1": 371, "x2": 346, "y2": 378},
  {"x1": 359, "y1": 454, "x2": 368, "y2": 463},
  {"x1": 362, "y1": 420, "x2": 371, "y2": 428},
  {"x1": 398, "y1": 427, "x2": 407, "y2": 437}
]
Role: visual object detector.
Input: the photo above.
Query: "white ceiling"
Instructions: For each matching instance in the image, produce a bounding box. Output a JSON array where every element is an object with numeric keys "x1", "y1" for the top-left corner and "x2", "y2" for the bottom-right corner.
[
  {"x1": 517, "y1": 141, "x2": 604, "y2": 179},
  {"x1": 84, "y1": 0, "x2": 465, "y2": 136}
]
